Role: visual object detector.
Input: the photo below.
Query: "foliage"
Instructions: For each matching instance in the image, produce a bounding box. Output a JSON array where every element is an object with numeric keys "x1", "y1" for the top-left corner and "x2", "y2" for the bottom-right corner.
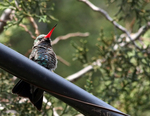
[
  {"x1": 0, "y1": 0, "x2": 57, "y2": 29},
  {"x1": 107, "y1": 0, "x2": 150, "y2": 27},
  {"x1": 96, "y1": 31, "x2": 150, "y2": 115},
  {"x1": 72, "y1": 39, "x2": 89, "y2": 64},
  {"x1": 0, "y1": 0, "x2": 150, "y2": 116},
  {"x1": 72, "y1": 27, "x2": 150, "y2": 116},
  {"x1": 0, "y1": 68, "x2": 79, "y2": 116}
]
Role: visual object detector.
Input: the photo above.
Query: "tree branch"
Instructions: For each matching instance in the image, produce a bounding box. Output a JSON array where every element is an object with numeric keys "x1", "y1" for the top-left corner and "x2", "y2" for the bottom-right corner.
[
  {"x1": 66, "y1": 59, "x2": 102, "y2": 82},
  {"x1": 132, "y1": 22, "x2": 150, "y2": 40},
  {"x1": 67, "y1": 0, "x2": 150, "y2": 81},
  {"x1": 0, "y1": 9, "x2": 12, "y2": 34},
  {"x1": 79, "y1": 0, "x2": 143, "y2": 50},
  {"x1": 19, "y1": 23, "x2": 36, "y2": 39},
  {"x1": 52, "y1": 32, "x2": 89, "y2": 66},
  {"x1": 15, "y1": 1, "x2": 40, "y2": 38},
  {"x1": 114, "y1": 22, "x2": 150, "y2": 50},
  {"x1": 28, "y1": 17, "x2": 40, "y2": 36},
  {"x1": 52, "y1": 32, "x2": 89, "y2": 45},
  {"x1": 57, "y1": 55, "x2": 70, "y2": 66},
  {"x1": 0, "y1": 8, "x2": 38, "y2": 39},
  {"x1": 67, "y1": 21, "x2": 150, "y2": 81}
]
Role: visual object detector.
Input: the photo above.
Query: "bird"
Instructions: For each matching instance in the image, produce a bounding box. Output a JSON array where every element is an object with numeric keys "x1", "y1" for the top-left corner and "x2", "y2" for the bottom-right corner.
[{"x1": 12, "y1": 24, "x2": 57, "y2": 111}]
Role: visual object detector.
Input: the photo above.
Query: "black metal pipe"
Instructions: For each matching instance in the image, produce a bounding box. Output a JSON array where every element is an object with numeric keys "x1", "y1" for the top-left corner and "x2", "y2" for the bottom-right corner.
[{"x1": 0, "y1": 43, "x2": 129, "y2": 116}]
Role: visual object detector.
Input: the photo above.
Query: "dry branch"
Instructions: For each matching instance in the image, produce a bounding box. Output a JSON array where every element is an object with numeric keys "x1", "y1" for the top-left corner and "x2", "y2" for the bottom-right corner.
[
  {"x1": 114, "y1": 22, "x2": 150, "y2": 50},
  {"x1": 52, "y1": 32, "x2": 89, "y2": 45},
  {"x1": 66, "y1": 59, "x2": 102, "y2": 82},
  {"x1": 79, "y1": 0, "x2": 146, "y2": 50},
  {"x1": 67, "y1": 0, "x2": 150, "y2": 82},
  {"x1": 66, "y1": 22, "x2": 150, "y2": 82},
  {"x1": 57, "y1": 55, "x2": 70, "y2": 66},
  {"x1": 15, "y1": 0, "x2": 40, "y2": 38},
  {"x1": 19, "y1": 23, "x2": 36, "y2": 39},
  {"x1": 0, "y1": 9, "x2": 12, "y2": 33},
  {"x1": 28, "y1": 17, "x2": 40, "y2": 36}
]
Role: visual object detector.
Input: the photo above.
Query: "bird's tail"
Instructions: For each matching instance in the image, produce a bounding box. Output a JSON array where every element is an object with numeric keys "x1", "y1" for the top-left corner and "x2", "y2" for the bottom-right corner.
[{"x1": 12, "y1": 80, "x2": 43, "y2": 110}]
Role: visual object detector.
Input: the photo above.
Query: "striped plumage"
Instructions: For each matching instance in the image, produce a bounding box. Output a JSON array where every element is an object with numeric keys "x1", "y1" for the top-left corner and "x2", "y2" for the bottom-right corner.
[{"x1": 12, "y1": 25, "x2": 57, "y2": 110}]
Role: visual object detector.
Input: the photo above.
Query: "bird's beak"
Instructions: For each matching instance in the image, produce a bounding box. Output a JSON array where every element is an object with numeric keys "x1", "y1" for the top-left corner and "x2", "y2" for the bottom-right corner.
[{"x1": 45, "y1": 24, "x2": 57, "y2": 39}]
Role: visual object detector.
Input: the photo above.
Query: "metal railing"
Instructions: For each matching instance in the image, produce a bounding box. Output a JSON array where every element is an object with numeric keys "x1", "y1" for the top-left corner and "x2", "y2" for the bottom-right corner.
[{"x1": 0, "y1": 43, "x2": 129, "y2": 116}]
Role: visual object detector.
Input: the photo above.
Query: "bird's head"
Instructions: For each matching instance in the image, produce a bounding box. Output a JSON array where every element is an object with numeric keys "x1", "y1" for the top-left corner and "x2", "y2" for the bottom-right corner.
[{"x1": 33, "y1": 24, "x2": 57, "y2": 47}]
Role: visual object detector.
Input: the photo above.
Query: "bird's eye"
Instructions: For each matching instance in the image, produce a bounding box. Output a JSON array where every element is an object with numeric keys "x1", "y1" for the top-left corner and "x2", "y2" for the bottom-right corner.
[{"x1": 38, "y1": 37, "x2": 43, "y2": 41}]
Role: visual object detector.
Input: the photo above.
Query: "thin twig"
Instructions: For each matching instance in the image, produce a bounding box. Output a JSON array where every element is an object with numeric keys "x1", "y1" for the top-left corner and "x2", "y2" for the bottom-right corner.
[
  {"x1": 114, "y1": 22, "x2": 150, "y2": 50},
  {"x1": 52, "y1": 32, "x2": 89, "y2": 45},
  {"x1": 52, "y1": 32, "x2": 89, "y2": 66},
  {"x1": 79, "y1": 0, "x2": 142, "y2": 50},
  {"x1": 57, "y1": 55, "x2": 70, "y2": 66},
  {"x1": 66, "y1": 65, "x2": 93, "y2": 82},
  {"x1": 66, "y1": 59, "x2": 102, "y2": 82},
  {"x1": 11, "y1": 15, "x2": 36, "y2": 39},
  {"x1": 28, "y1": 17, "x2": 40, "y2": 36},
  {"x1": 15, "y1": 1, "x2": 40, "y2": 38},
  {"x1": 132, "y1": 22, "x2": 150, "y2": 40},
  {"x1": 19, "y1": 23, "x2": 36, "y2": 39}
]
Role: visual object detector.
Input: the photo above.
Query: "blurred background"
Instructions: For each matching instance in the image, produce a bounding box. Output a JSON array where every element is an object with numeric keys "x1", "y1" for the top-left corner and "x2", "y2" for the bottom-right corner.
[{"x1": 0, "y1": 0, "x2": 150, "y2": 116}]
